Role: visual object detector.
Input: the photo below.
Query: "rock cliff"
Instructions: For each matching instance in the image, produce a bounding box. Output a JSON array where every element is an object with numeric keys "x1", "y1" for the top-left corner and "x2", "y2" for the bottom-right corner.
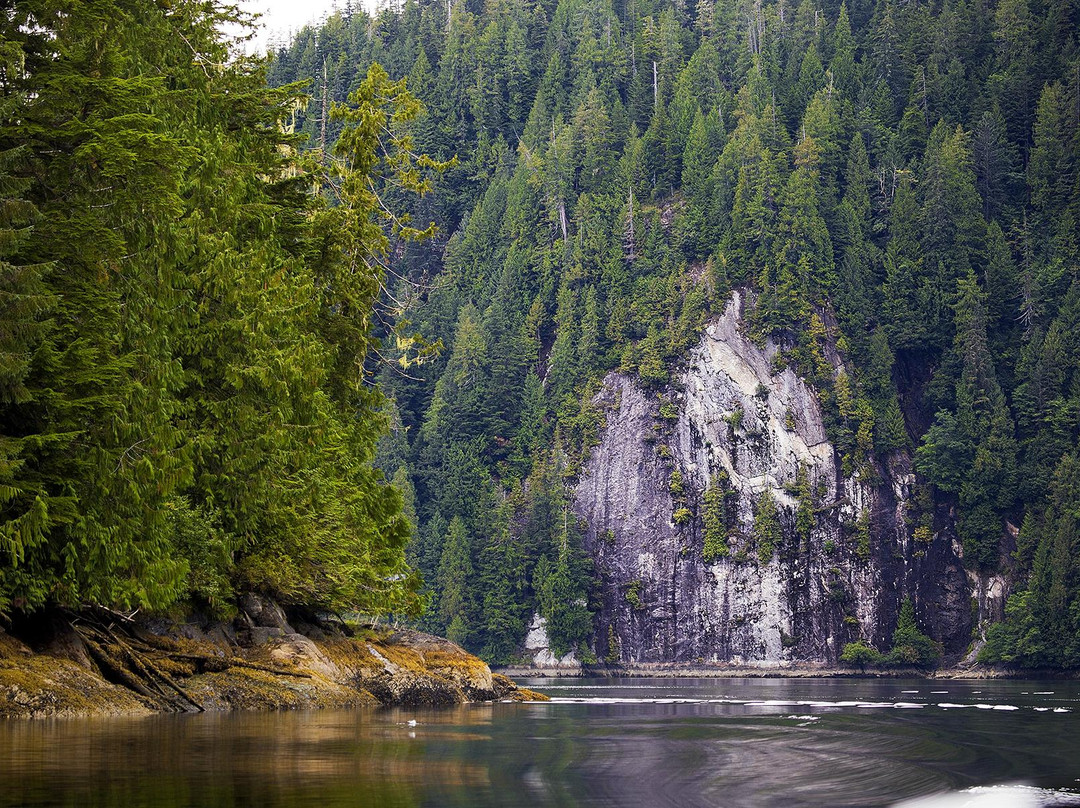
[{"x1": 574, "y1": 292, "x2": 979, "y2": 665}]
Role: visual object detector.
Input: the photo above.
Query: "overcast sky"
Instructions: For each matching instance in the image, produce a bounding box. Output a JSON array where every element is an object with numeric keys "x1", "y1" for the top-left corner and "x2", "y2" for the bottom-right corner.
[{"x1": 242, "y1": 0, "x2": 371, "y2": 52}]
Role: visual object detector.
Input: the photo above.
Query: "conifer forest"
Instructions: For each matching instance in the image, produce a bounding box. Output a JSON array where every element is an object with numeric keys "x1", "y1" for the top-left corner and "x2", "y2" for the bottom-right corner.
[{"x1": 4, "y1": 0, "x2": 1080, "y2": 671}]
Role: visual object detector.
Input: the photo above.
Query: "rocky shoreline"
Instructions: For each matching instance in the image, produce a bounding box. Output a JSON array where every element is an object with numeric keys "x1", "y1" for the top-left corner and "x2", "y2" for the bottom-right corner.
[{"x1": 0, "y1": 597, "x2": 546, "y2": 719}]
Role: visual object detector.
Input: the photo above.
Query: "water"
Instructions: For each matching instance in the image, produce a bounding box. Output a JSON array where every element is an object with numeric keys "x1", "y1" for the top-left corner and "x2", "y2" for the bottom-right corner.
[{"x1": 2, "y1": 677, "x2": 1079, "y2": 807}]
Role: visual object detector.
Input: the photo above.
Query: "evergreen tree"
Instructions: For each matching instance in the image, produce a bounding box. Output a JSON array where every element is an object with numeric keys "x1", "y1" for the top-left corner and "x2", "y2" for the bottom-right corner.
[
  {"x1": 917, "y1": 274, "x2": 1017, "y2": 568},
  {"x1": 982, "y1": 453, "x2": 1080, "y2": 668},
  {"x1": 1, "y1": 3, "x2": 426, "y2": 618},
  {"x1": 438, "y1": 516, "x2": 475, "y2": 644},
  {"x1": 888, "y1": 598, "x2": 942, "y2": 667}
]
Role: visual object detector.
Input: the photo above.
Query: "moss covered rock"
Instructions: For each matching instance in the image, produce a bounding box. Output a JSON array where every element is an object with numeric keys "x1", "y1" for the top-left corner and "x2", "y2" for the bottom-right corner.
[{"x1": 0, "y1": 605, "x2": 546, "y2": 718}]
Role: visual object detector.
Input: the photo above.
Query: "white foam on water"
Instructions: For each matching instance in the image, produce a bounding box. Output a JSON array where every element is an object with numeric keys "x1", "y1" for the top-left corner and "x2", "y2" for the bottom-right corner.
[
  {"x1": 745, "y1": 700, "x2": 800, "y2": 707},
  {"x1": 705, "y1": 698, "x2": 751, "y2": 705},
  {"x1": 893, "y1": 783, "x2": 1080, "y2": 808},
  {"x1": 543, "y1": 697, "x2": 703, "y2": 705},
  {"x1": 533, "y1": 684, "x2": 683, "y2": 690},
  {"x1": 536, "y1": 695, "x2": 1064, "y2": 714}
]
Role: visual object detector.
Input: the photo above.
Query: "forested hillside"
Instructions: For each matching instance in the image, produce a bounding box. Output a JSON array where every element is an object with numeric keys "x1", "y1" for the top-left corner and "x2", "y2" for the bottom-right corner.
[
  {"x1": 0, "y1": 1, "x2": 422, "y2": 621},
  {"x1": 269, "y1": 0, "x2": 1080, "y2": 667}
]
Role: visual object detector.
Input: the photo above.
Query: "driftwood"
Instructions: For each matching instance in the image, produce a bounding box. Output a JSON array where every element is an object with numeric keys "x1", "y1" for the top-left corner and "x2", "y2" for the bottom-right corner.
[
  {"x1": 72, "y1": 623, "x2": 190, "y2": 711},
  {"x1": 101, "y1": 626, "x2": 205, "y2": 712},
  {"x1": 78, "y1": 632, "x2": 162, "y2": 703}
]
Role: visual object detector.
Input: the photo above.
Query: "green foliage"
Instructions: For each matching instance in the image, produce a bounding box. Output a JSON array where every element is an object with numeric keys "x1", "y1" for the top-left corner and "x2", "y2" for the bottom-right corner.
[
  {"x1": 855, "y1": 511, "x2": 872, "y2": 561},
  {"x1": 916, "y1": 275, "x2": 1017, "y2": 570},
  {"x1": 165, "y1": 499, "x2": 233, "y2": 617},
  {"x1": 887, "y1": 599, "x2": 942, "y2": 668},
  {"x1": 669, "y1": 467, "x2": 685, "y2": 498},
  {"x1": 702, "y1": 473, "x2": 733, "y2": 563},
  {"x1": 979, "y1": 453, "x2": 1080, "y2": 668},
  {"x1": 534, "y1": 552, "x2": 593, "y2": 659},
  {"x1": 0, "y1": 2, "x2": 424, "y2": 620},
  {"x1": 606, "y1": 624, "x2": 621, "y2": 663},
  {"x1": 658, "y1": 398, "x2": 680, "y2": 421},
  {"x1": 438, "y1": 517, "x2": 474, "y2": 646},
  {"x1": 625, "y1": 579, "x2": 644, "y2": 609},
  {"x1": 265, "y1": 0, "x2": 1080, "y2": 663},
  {"x1": 753, "y1": 490, "x2": 782, "y2": 563},
  {"x1": 726, "y1": 406, "x2": 745, "y2": 431},
  {"x1": 11, "y1": 0, "x2": 1080, "y2": 675},
  {"x1": 475, "y1": 525, "x2": 528, "y2": 665},
  {"x1": 794, "y1": 465, "x2": 814, "y2": 546},
  {"x1": 840, "y1": 640, "x2": 884, "y2": 669}
]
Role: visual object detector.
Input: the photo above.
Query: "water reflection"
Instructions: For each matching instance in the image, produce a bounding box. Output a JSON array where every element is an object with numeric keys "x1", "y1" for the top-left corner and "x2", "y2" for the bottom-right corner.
[{"x1": 1, "y1": 678, "x2": 1078, "y2": 808}]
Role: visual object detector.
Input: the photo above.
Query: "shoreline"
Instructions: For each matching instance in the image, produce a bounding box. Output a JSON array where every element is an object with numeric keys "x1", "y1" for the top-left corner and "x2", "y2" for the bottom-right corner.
[
  {"x1": 0, "y1": 599, "x2": 547, "y2": 719},
  {"x1": 499, "y1": 663, "x2": 1080, "y2": 680}
]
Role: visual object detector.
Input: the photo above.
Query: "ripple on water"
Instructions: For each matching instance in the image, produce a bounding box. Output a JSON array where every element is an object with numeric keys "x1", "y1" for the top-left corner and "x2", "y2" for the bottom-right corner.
[{"x1": 2, "y1": 678, "x2": 1079, "y2": 808}]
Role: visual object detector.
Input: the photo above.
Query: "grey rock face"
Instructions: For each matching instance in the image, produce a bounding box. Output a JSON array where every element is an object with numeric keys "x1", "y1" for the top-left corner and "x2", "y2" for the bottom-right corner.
[
  {"x1": 523, "y1": 613, "x2": 580, "y2": 669},
  {"x1": 574, "y1": 292, "x2": 975, "y2": 664}
]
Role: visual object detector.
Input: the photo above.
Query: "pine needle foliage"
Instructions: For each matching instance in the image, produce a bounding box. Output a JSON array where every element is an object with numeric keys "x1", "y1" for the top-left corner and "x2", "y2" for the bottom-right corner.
[{"x1": 0, "y1": 1, "x2": 424, "y2": 618}]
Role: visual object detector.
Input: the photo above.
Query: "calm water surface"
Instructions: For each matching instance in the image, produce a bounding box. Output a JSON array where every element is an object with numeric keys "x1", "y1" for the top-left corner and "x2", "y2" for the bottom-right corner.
[{"x1": 2, "y1": 677, "x2": 1079, "y2": 807}]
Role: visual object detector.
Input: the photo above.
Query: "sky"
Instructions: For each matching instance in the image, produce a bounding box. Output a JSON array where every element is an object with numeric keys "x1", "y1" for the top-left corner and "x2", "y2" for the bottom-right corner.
[{"x1": 241, "y1": 0, "x2": 368, "y2": 52}]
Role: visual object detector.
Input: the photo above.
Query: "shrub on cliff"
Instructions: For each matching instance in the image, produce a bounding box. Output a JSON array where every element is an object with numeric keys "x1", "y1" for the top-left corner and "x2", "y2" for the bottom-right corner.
[{"x1": 840, "y1": 640, "x2": 884, "y2": 670}]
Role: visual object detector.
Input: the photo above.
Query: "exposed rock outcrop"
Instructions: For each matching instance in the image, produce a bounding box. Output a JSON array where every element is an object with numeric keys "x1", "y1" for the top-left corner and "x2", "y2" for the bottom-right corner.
[
  {"x1": 575, "y1": 292, "x2": 979, "y2": 666},
  {"x1": 522, "y1": 613, "x2": 581, "y2": 671},
  {"x1": 0, "y1": 598, "x2": 546, "y2": 718}
]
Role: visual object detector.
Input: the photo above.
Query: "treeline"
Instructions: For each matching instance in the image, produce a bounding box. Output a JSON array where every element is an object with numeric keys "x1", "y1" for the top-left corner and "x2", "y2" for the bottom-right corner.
[
  {"x1": 269, "y1": 0, "x2": 1080, "y2": 666},
  {"x1": 0, "y1": 2, "x2": 421, "y2": 620}
]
